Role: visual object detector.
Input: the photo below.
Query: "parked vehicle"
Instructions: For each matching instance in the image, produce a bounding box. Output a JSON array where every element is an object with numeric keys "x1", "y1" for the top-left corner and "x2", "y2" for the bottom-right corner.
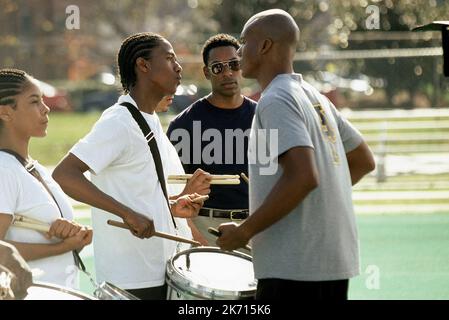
[
  {"x1": 35, "y1": 80, "x2": 72, "y2": 112},
  {"x1": 170, "y1": 84, "x2": 199, "y2": 113}
]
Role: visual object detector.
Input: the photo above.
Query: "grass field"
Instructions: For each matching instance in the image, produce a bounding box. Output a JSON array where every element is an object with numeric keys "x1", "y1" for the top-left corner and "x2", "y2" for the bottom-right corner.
[
  {"x1": 29, "y1": 112, "x2": 103, "y2": 165},
  {"x1": 30, "y1": 111, "x2": 174, "y2": 165}
]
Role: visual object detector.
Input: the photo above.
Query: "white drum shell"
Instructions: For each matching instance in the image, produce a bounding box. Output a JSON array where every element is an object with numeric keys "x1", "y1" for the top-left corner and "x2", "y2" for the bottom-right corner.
[{"x1": 166, "y1": 247, "x2": 257, "y2": 300}]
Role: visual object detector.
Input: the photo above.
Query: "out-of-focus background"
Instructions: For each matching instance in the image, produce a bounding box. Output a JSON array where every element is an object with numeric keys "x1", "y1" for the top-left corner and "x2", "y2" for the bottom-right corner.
[{"x1": 2, "y1": 0, "x2": 449, "y2": 300}]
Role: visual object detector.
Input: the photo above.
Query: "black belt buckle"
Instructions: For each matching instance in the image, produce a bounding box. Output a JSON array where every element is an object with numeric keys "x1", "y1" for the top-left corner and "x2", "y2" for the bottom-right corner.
[
  {"x1": 199, "y1": 208, "x2": 248, "y2": 220},
  {"x1": 230, "y1": 210, "x2": 247, "y2": 221}
]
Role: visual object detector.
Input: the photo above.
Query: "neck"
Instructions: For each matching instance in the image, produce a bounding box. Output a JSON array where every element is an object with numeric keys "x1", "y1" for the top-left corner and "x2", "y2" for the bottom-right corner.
[
  {"x1": 0, "y1": 130, "x2": 30, "y2": 160},
  {"x1": 257, "y1": 61, "x2": 294, "y2": 92},
  {"x1": 129, "y1": 84, "x2": 162, "y2": 114},
  {"x1": 207, "y1": 92, "x2": 244, "y2": 110}
]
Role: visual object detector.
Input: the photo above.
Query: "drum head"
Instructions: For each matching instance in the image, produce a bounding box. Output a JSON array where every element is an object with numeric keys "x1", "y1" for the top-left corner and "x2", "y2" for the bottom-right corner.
[
  {"x1": 166, "y1": 247, "x2": 257, "y2": 299},
  {"x1": 25, "y1": 282, "x2": 95, "y2": 300}
]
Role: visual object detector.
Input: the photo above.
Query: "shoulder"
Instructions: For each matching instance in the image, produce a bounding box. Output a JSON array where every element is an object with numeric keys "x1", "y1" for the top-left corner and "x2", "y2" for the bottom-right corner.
[
  {"x1": 90, "y1": 105, "x2": 131, "y2": 134},
  {"x1": 260, "y1": 75, "x2": 307, "y2": 109},
  {"x1": 33, "y1": 161, "x2": 51, "y2": 178},
  {"x1": 243, "y1": 96, "x2": 257, "y2": 111},
  {"x1": 0, "y1": 156, "x2": 21, "y2": 189},
  {"x1": 169, "y1": 97, "x2": 206, "y2": 128},
  {"x1": 0, "y1": 153, "x2": 22, "y2": 172}
]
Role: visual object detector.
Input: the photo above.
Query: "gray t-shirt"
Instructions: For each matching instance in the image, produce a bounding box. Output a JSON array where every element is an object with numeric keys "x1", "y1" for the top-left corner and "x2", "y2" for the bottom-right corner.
[{"x1": 248, "y1": 73, "x2": 363, "y2": 281}]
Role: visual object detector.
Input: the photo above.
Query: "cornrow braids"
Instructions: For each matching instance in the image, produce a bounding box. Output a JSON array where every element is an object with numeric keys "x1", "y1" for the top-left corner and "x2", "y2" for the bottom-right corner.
[
  {"x1": 117, "y1": 32, "x2": 165, "y2": 94},
  {"x1": 0, "y1": 68, "x2": 29, "y2": 107},
  {"x1": 201, "y1": 34, "x2": 240, "y2": 66}
]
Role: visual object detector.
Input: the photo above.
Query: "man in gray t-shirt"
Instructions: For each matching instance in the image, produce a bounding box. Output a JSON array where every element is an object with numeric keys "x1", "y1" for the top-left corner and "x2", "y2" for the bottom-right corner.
[{"x1": 216, "y1": 9, "x2": 376, "y2": 300}]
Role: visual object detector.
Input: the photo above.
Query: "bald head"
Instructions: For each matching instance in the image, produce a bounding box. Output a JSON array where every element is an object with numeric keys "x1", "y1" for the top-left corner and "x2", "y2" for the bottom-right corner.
[{"x1": 242, "y1": 9, "x2": 300, "y2": 49}]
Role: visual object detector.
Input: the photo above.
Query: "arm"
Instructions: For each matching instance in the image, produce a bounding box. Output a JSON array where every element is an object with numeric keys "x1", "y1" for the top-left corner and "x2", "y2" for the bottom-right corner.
[
  {"x1": 0, "y1": 240, "x2": 32, "y2": 299},
  {"x1": 217, "y1": 147, "x2": 319, "y2": 250},
  {"x1": 328, "y1": 101, "x2": 375, "y2": 185},
  {"x1": 186, "y1": 219, "x2": 209, "y2": 246},
  {"x1": 7, "y1": 240, "x2": 79, "y2": 262},
  {"x1": 346, "y1": 141, "x2": 376, "y2": 186},
  {"x1": 0, "y1": 214, "x2": 91, "y2": 261},
  {"x1": 52, "y1": 153, "x2": 154, "y2": 239}
]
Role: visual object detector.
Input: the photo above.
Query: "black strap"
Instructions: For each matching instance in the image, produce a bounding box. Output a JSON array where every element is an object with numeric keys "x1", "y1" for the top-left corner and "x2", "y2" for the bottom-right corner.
[
  {"x1": 0, "y1": 149, "x2": 86, "y2": 272},
  {"x1": 120, "y1": 102, "x2": 177, "y2": 229}
]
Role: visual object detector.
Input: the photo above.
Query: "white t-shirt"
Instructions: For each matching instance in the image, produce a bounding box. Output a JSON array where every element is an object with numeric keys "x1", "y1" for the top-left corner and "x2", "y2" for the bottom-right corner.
[
  {"x1": 165, "y1": 137, "x2": 193, "y2": 252},
  {"x1": 0, "y1": 152, "x2": 77, "y2": 288},
  {"x1": 70, "y1": 94, "x2": 191, "y2": 289}
]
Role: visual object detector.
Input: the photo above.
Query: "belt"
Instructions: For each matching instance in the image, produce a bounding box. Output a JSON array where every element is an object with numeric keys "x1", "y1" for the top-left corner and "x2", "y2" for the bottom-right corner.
[{"x1": 198, "y1": 208, "x2": 249, "y2": 220}]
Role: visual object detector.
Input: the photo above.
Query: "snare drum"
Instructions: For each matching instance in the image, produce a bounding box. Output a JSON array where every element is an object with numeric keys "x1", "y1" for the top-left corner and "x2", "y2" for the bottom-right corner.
[
  {"x1": 94, "y1": 282, "x2": 139, "y2": 300},
  {"x1": 24, "y1": 282, "x2": 95, "y2": 300},
  {"x1": 166, "y1": 247, "x2": 257, "y2": 300}
]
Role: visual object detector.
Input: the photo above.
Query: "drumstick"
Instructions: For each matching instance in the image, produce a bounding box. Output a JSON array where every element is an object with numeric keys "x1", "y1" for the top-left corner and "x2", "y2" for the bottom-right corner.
[
  {"x1": 14, "y1": 215, "x2": 48, "y2": 226},
  {"x1": 168, "y1": 174, "x2": 240, "y2": 180},
  {"x1": 12, "y1": 220, "x2": 50, "y2": 233},
  {"x1": 12, "y1": 215, "x2": 50, "y2": 232},
  {"x1": 240, "y1": 173, "x2": 249, "y2": 184},
  {"x1": 107, "y1": 220, "x2": 201, "y2": 247},
  {"x1": 207, "y1": 227, "x2": 252, "y2": 252},
  {"x1": 168, "y1": 179, "x2": 240, "y2": 185},
  {"x1": 191, "y1": 195, "x2": 209, "y2": 203}
]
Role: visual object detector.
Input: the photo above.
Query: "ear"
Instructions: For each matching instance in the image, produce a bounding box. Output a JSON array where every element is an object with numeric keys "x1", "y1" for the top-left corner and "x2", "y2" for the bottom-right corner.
[
  {"x1": 260, "y1": 38, "x2": 273, "y2": 55},
  {"x1": 0, "y1": 105, "x2": 13, "y2": 122},
  {"x1": 135, "y1": 57, "x2": 150, "y2": 73},
  {"x1": 203, "y1": 66, "x2": 211, "y2": 80}
]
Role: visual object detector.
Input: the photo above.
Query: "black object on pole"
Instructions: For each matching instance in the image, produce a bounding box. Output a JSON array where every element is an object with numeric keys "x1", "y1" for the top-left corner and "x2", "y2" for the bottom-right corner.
[{"x1": 413, "y1": 21, "x2": 449, "y2": 77}]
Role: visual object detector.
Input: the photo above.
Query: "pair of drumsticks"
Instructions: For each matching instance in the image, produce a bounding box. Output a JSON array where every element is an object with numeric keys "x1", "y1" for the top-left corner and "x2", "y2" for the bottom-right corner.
[
  {"x1": 168, "y1": 173, "x2": 249, "y2": 185},
  {"x1": 168, "y1": 174, "x2": 240, "y2": 185},
  {"x1": 12, "y1": 215, "x2": 250, "y2": 251},
  {"x1": 12, "y1": 173, "x2": 251, "y2": 250},
  {"x1": 108, "y1": 222, "x2": 251, "y2": 251},
  {"x1": 11, "y1": 213, "x2": 204, "y2": 247}
]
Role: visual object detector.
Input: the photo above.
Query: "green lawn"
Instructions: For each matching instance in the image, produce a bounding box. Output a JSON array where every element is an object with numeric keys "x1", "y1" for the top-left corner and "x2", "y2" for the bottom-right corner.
[
  {"x1": 75, "y1": 213, "x2": 449, "y2": 300},
  {"x1": 29, "y1": 112, "x2": 102, "y2": 165},
  {"x1": 349, "y1": 213, "x2": 449, "y2": 300},
  {"x1": 29, "y1": 111, "x2": 175, "y2": 165}
]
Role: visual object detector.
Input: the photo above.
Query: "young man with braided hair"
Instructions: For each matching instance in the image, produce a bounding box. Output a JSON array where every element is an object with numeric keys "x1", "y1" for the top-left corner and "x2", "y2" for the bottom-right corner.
[{"x1": 53, "y1": 33, "x2": 211, "y2": 299}]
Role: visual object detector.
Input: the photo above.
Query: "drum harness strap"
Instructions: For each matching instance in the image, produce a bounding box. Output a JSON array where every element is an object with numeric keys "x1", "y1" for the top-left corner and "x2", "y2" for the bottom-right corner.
[
  {"x1": 0, "y1": 149, "x2": 87, "y2": 274},
  {"x1": 120, "y1": 102, "x2": 178, "y2": 231}
]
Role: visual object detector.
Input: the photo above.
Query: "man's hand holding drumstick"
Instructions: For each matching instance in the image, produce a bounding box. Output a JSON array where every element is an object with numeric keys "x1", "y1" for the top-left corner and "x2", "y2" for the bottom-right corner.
[
  {"x1": 177, "y1": 168, "x2": 212, "y2": 196},
  {"x1": 170, "y1": 194, "x2": 209, "y2": 218}
]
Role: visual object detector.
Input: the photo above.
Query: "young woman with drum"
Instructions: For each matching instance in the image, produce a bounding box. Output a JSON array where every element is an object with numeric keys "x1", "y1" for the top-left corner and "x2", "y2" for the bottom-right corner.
[{"x1": 0, "y1": 69, "x2": 92, "y2": 289}]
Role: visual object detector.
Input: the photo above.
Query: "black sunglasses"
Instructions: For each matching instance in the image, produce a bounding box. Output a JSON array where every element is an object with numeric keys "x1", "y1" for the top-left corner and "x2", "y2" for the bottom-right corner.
[{"x1": 208, "y1": 59, "x2": 241, "y2": 75}]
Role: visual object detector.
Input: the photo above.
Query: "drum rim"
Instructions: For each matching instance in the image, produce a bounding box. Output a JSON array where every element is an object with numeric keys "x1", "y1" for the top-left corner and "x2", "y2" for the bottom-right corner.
[
  {"x1": 95, "y1": 281, "x2": 139, "y2": 300},
  {"x1": 166, "y1": 246, "x2": 257, "y2": 300},
  {"x1": 29, "y1": 281, "x2": 97, "y2": 300}
]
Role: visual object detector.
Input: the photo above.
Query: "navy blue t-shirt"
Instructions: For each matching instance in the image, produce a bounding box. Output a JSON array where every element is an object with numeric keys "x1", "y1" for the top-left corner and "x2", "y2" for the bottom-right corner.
[{"x1": 167, "y1": 96, "x2": 256, "y2": 210}]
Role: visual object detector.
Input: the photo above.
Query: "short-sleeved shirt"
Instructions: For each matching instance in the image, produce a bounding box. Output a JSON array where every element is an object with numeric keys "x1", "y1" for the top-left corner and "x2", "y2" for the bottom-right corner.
[
  {"x1": 167, "y1": 97, "x2": 256, "y2": 209},
  {"x1": 249, "y1": 73, "x2": 363, "y2": 281},
  {"x1": 70, "y1": 94, "x2": 186, "y2": 289},
  {"x1": 0, "y1": 152, "x2": 77, "y2": 288}
]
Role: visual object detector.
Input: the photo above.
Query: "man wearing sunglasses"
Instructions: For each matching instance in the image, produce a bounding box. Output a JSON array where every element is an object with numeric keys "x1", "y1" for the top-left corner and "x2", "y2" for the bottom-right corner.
[{"x1": 167, "y1": 34, "x2": 257, "y2": 245}]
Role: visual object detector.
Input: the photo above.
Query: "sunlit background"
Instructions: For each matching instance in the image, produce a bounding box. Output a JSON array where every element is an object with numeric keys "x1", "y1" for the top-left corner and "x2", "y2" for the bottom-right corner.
[{"x1": 1, "y1": 0, "x2": 449, "y2": 300}]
